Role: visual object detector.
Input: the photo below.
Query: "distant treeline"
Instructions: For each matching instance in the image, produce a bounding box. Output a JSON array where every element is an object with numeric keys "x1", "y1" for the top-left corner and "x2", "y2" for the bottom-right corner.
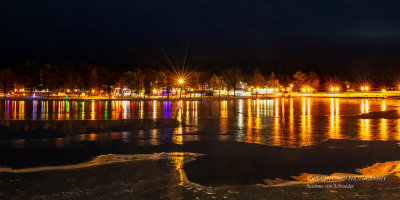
[{"x1": 0, "y1": 61, "x2": 397, "y2": 95}]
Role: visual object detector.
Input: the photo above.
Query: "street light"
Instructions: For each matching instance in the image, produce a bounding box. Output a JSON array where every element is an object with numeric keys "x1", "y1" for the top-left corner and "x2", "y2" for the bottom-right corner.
[{"x1": 178, "y1": 78, "x2": 184, "y2": 98}]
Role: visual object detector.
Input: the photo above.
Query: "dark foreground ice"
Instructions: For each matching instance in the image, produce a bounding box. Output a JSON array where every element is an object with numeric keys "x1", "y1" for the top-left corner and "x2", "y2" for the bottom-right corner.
[{"x1": 2, "y1": 140, "x2": 400, "y2": 199}]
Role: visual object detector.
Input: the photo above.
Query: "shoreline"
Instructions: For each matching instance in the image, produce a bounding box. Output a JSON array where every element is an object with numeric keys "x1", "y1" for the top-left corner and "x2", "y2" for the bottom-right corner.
[{"x1": 2, "y1": 92, "x2": 400, "y2": 101}]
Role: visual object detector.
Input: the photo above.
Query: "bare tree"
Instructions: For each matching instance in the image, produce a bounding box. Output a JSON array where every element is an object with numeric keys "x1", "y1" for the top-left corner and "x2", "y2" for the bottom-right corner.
[
  {"x1": 306, "y1": 71, "x2": 320, "y2": 90},
  {"x1": 210, "y1": 74, "x2": 223, "y2": 98},
  {"x1": 250, "y1": 68, "x2": 265, "y2": 97},
  {"x1": 157, "y1": 70, "x2": 169, "y2": 98},
  {"x1": 222, "y1": 68, "x2": 243, "y2": 97},
  {"x1": 293, "y1": 71, "x2": 306, "y2": 91},
  {"x1": 267, "y1": 72, "x2": 280, "y2": 89},
  {"x1": 0, "y1": 68, "x2": 14, "y2": 97},
  {"x1": 133, "y1": 68, "x2": 145, "y2": 98}
]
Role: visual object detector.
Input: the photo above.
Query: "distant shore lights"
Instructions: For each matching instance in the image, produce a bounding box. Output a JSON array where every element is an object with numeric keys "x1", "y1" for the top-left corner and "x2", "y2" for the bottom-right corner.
[
  {"x1": 330, "y1": 87, "x2": 340, "y2": 92},
  {"x1": 361, "y1": 86, "x2": 369, "y2": 92},
  {"x1": 301, "y1": 87, "x2": 313, "y2": 93}
]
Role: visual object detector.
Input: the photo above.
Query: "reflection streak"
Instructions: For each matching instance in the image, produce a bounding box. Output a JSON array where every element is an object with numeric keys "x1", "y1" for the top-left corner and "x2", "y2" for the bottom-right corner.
[{"x1": 329, "y1": 98, "x2": 341, "y2": 139}]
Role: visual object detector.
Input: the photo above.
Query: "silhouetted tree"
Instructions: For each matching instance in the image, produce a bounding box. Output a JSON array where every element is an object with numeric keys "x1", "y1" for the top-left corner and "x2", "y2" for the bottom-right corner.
[
  {"x1": 306, "y1": 71, "x2": 320, "y2": 90},
  {"x1": 40, "y1": 63, "x2": 62, "y2": 97},
  {"x1": 133, "y1": 68, "x2": 145, "y2": 98},
  {"x1": 267, "y1": 72, "x2": 280, "y2": 89},
  {"x1": 250, "y1": 68, "x2": 265, "y2": 97},
  {"x1": 157, "y1": 70, "x2": 169, "y2": 98},
  {"x1": 20, "y1": 61, "x2": 40, "y2": 97},
  {"x1": 0, "y1": 68, "x2": 14, "y2": 97},
  {"x1": 121, "y1": 71, "x2": 136, "y2": 97},
  {"x1": 222, "y1": 68, "x2": 243, "y2": 97},
  {"x1": 210, "y1": 74, "x2": 223, "y2": 97},
  {"x1": 293, "y1": 71, "x2": 306, "y2": 91}
]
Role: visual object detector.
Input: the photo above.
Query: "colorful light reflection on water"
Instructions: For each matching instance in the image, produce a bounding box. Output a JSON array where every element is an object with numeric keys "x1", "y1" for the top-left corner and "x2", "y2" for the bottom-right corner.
[{"x1": 2, "y1": 98, "x2": 400, "y2": 147}]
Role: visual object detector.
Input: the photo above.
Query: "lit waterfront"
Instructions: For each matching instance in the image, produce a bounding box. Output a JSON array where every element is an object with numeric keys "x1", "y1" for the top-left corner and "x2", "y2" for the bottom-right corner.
[{"x1": 1, "y1": 98, "x2": 400, "y2": 147}]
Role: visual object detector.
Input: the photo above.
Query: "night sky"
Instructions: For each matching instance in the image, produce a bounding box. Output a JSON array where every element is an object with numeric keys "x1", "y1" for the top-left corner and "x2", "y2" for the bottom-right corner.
[{"x1": 1, "y1": 0, "x2": 400, "y2": 77}]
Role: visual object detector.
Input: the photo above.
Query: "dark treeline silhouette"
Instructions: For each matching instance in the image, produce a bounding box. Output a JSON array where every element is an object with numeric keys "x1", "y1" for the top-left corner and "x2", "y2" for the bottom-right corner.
[{"x1": 1, "y1": 61, "x2": 399, "y2": 97}]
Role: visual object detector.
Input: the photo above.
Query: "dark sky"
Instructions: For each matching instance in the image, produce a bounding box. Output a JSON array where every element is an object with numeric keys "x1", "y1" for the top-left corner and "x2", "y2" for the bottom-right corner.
[{"x1": 1, "y1": 0, "x2": 400, "y2": 77}]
